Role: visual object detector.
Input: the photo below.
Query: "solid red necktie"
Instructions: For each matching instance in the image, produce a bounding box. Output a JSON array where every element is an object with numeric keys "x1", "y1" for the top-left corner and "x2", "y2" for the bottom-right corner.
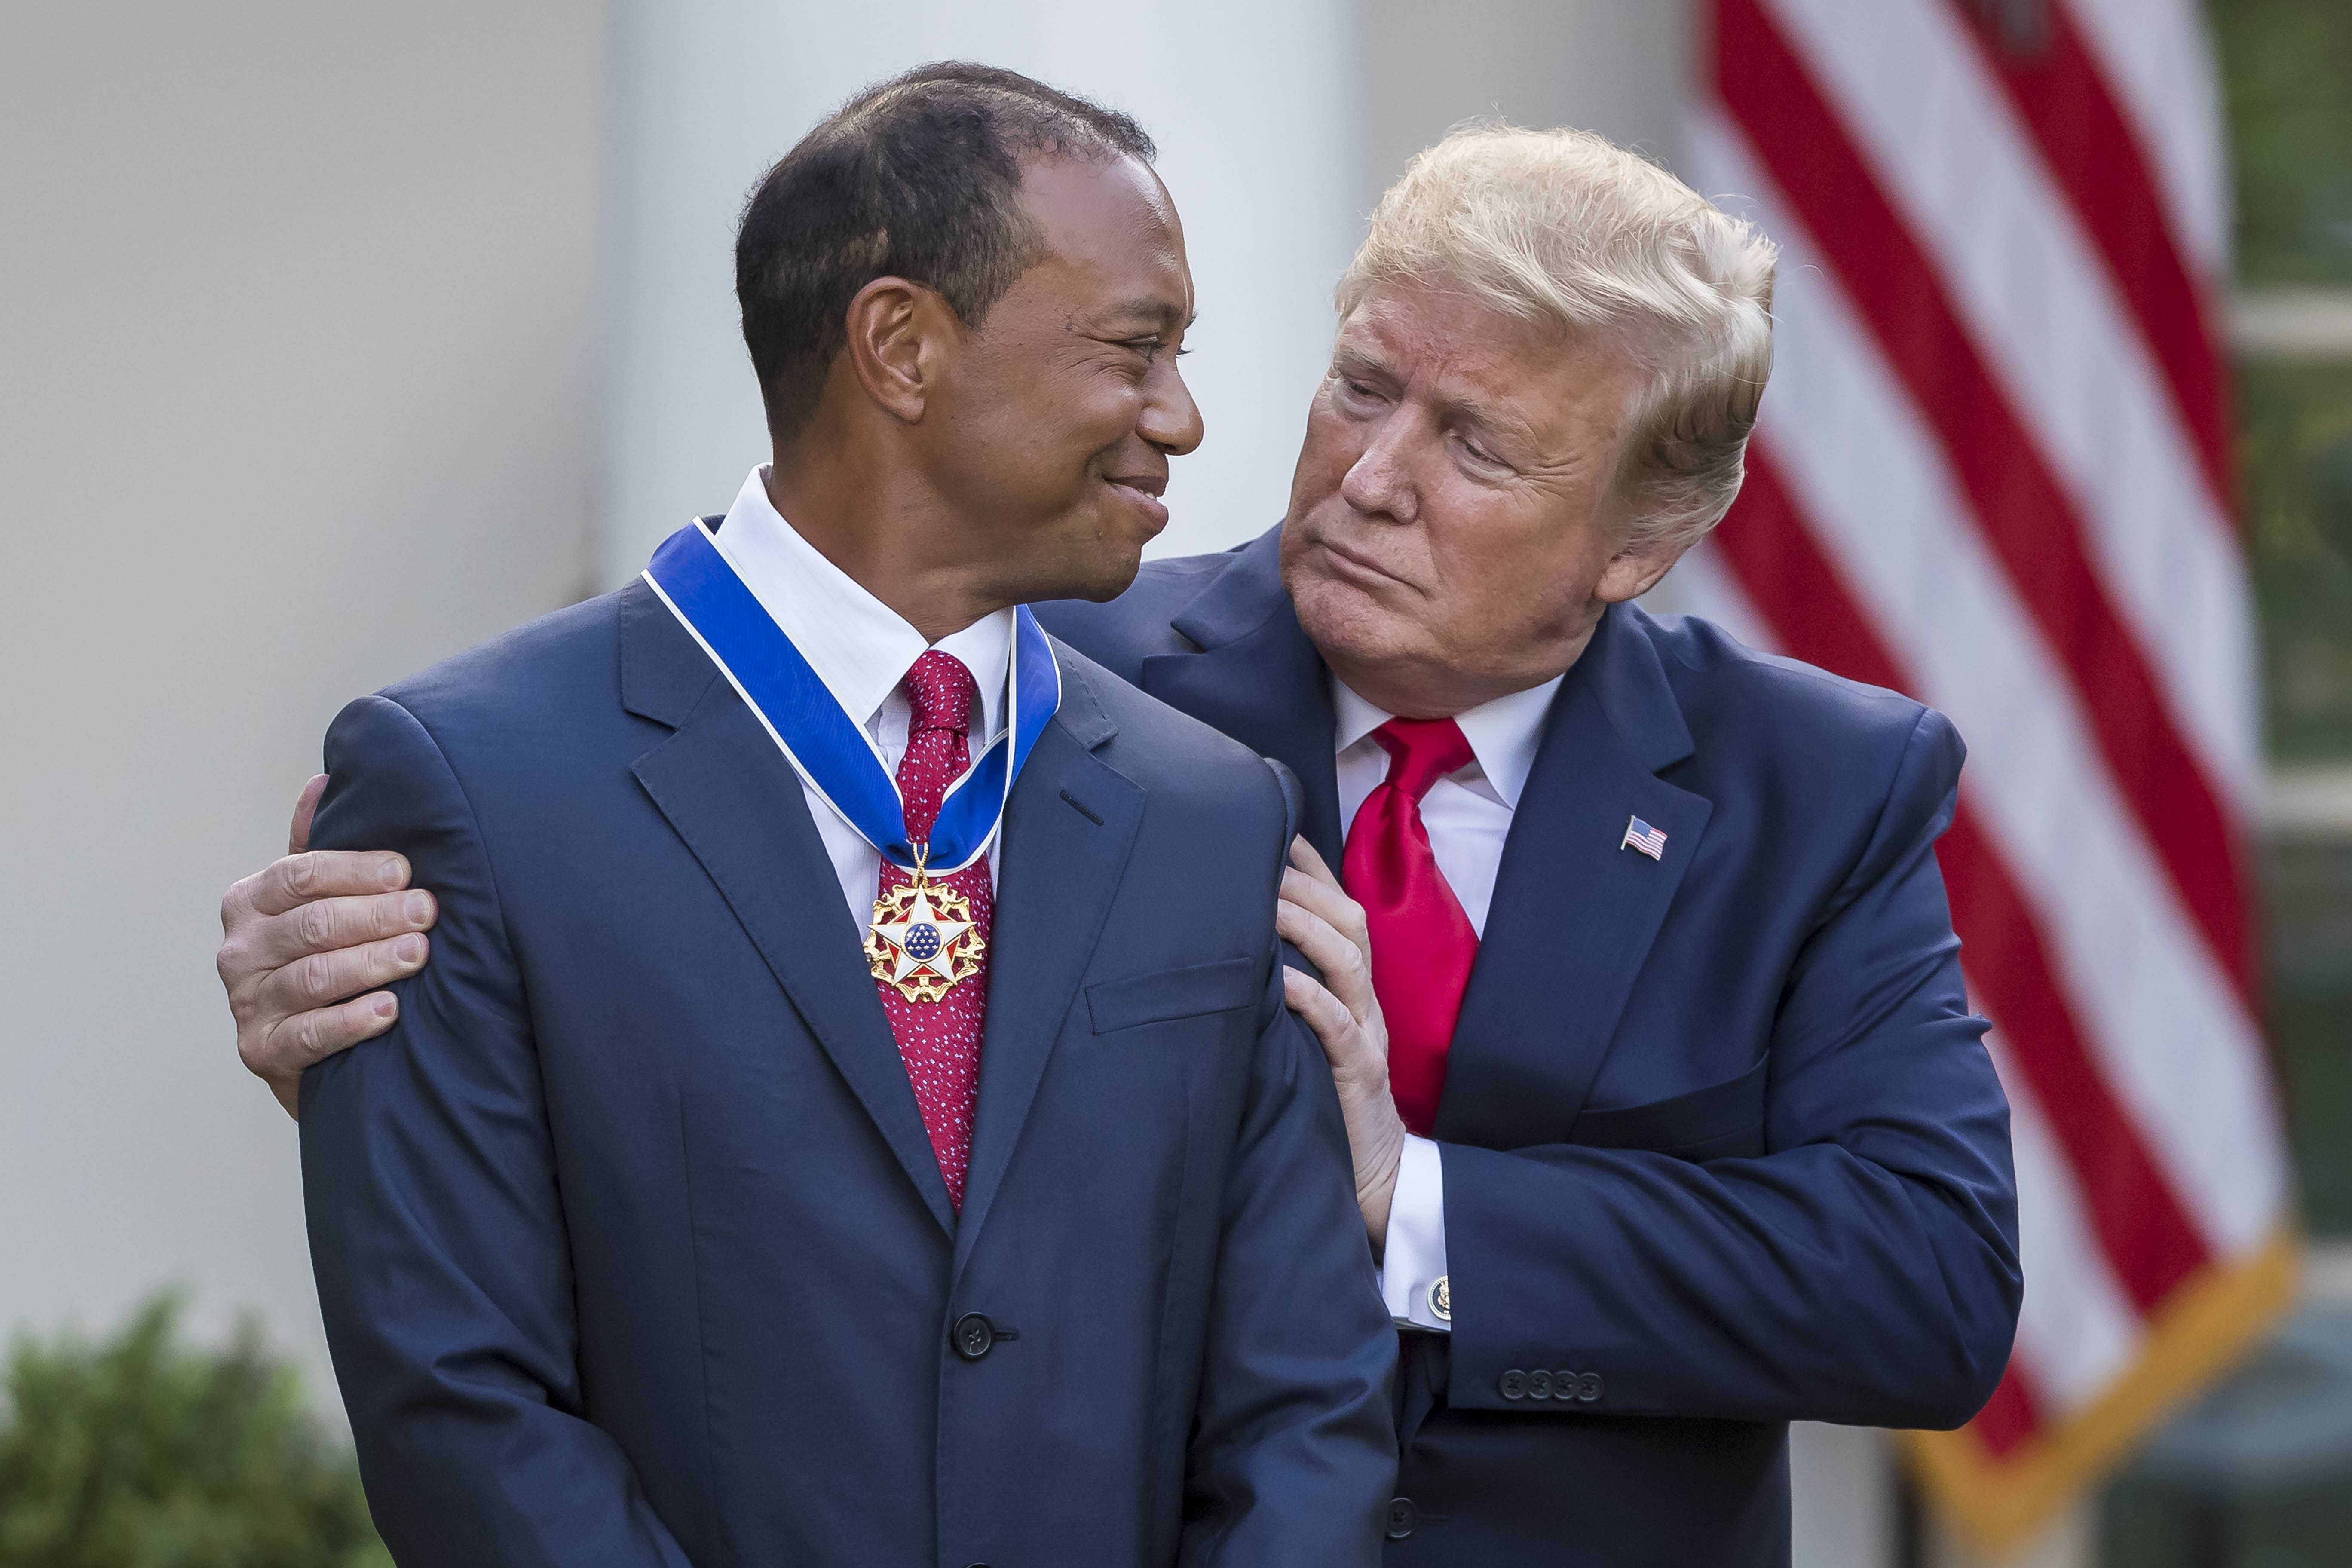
[
  {"x1": 876, "y1": 650, "x2": 992, "y2": 1210},
  {"x1": 1341, "y1": 717, "x2": 1479, "y2": 1136}
]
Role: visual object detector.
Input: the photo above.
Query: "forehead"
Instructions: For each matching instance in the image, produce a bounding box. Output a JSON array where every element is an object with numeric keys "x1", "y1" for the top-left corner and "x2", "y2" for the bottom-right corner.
[
  {"x1": 1336, "y1": 284, "x2": 1642, "y2": 436},
  {"x1": 1336, "y1": 286, "x2": 1564, "y2": 387},
  {"x1": 1011, "y1": 155, "x2": 1193, "y2": 322}
]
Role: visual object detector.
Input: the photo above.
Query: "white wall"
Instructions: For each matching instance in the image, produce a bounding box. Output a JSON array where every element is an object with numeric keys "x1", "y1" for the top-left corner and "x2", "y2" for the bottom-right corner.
[
  {"x1": 0, "y1": 0, "x2": 603, "y2": 1400},
  {"x1": 1360, "y1": 0, "x2": 1695, "y2": 205},
  {"x1": 598, "y1": 0, "x2": 1368, "y2": 584}
]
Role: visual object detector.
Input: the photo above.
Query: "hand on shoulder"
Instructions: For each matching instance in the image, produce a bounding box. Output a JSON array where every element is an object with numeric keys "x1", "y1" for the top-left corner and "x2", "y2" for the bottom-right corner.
[{"x1": 216, "y1": 775, "x2": 437, "y2": 1118}]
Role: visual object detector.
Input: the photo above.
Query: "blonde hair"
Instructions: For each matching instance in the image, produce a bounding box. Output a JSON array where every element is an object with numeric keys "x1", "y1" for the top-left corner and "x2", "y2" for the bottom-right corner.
[{"x1": 1338, "y1": 125, "x2": 1778, "y2": 552}]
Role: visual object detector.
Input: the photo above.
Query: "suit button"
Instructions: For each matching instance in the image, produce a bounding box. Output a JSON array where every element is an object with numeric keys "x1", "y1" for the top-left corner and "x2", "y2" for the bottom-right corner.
[
  {"x1": 1385, "y1": 1496, "x2": 1418, "y2": 1540},
  {"x1": 1555, "y1": 1369, "x2": 1577, "y2": 1394},
  {"x1": 1499, "y1": 1368, "x2": 1528, "y2": 1400},
  {"x1": 1526, "y1": 1369, "x2": 1553, "y2": 1400},
  {"x1": 952, "y1": 1313, "x2": 997, "y2": 1361},
  {"x1": 1577, "y1": 1372, "x2": 1605, "y2": 1403}
]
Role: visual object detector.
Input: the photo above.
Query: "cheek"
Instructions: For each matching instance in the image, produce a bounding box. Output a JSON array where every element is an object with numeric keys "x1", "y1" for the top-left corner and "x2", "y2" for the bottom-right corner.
[
  {"x1": 1425, "y1": 497, "x2": 1595, "y2": 628},
  {"x1": 955, "y1": 369, "x2": 1129, "y2": 499}
]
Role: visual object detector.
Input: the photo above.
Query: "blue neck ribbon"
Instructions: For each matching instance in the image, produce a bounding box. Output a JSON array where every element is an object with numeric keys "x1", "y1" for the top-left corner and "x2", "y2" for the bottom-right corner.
[{"x1": 643, "y1": 521, "x2": 1060, "y2": 876}]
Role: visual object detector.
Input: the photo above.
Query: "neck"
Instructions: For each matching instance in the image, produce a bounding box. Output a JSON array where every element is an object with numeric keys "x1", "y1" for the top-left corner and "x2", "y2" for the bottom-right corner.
[{"x1": 763, "y1": 440, "x2": 1011, "y2": 643}]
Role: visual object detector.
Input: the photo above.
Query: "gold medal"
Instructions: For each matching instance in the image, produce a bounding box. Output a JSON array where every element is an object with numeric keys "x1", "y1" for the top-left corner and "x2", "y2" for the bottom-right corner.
[{"x1": 865, "y1": 854, "x2": 985, "y2": 1003}]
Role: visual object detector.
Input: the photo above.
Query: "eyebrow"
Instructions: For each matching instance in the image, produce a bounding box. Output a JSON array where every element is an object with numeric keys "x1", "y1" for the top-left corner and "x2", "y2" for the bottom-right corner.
[
  {"x1": 1334, "y1": 340, "x2": 1541, "y2": 451},
  {"x1": 1096, "y1": 299, "x2": 1196, "y2": 335},
  {"x1": 1438, "y1": 390, "x2": 1541, "y2": 451}
]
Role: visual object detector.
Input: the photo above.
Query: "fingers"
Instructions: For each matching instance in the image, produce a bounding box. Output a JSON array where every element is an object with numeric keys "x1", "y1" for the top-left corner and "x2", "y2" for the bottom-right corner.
[
  {"x1": 238, "y1": 888, "x2": 437, "y2": 971},
  {"x1": 1276, "y1": 893, "x2": 1379, "y2": 1025},
  {"x1": 1280, "y1": 865, "x2": 1369, "y2": 950},
  {"x1": 1288, "y1": 834, "x2": 1342, "y2": 888},
  {"x1": 245, "y1": 990, "x2": 401, "y2": 1093},
  {"x1": 1282, "y1": 967, "x2": 1400, "y2": 1187},
  {"x1": 1282, "y1": 965, "x2": 1360, "y2": 1063},
  {"x1": 288, "y1": 774, "x2": 328, "y2": 855},
  {"x1": 232, "y1": 849, "x2": 412, "y2": 919},
  {"x1": 252, "y1": 931, "x2": 429, "y2": 1020}
]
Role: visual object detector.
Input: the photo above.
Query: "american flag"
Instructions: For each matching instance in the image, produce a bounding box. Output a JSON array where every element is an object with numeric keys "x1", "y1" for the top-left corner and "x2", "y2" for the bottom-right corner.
[
  {"x1": 1672, "y1": 0, "x2": 2297, "y2": 1550},
  {"x1": 1622, "y1": 816, "x2": 1670, "y2": 861}
]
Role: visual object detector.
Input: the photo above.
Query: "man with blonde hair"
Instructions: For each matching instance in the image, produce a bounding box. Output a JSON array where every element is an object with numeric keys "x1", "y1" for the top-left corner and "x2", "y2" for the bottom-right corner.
[{"x1": 221, "y1": 119, "x2": 2019, "y2": 1565}]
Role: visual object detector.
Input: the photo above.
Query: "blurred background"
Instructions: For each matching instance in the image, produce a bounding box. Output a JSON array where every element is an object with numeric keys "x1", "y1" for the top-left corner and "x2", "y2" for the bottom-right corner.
[{"x1": 0, "y1": 2, "x2": 2345, "y2": 1564}]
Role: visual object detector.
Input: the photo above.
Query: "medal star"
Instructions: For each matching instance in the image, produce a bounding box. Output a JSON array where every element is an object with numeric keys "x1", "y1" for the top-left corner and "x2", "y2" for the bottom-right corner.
[{"x1": 869, "y1": 887, "x2": 973, "y2": 987}]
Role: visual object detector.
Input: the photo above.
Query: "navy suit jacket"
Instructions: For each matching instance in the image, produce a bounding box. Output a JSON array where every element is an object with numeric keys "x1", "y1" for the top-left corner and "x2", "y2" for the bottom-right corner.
[
  {"x1": 1037, "y1": 526, "x2": 2023, "y2": 1568},
  {"x1": 299, "y1": 578, "x2": 1398, "y2": 1567}
]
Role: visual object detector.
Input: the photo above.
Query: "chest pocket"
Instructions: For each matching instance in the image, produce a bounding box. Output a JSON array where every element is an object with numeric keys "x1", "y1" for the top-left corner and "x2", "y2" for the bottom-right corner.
[
  {"x1": 1567, "y1": 1054, "x2": 1770, "y2": 1161},
  {"x1": 1086, "y1": 957, "x2": 1258, "y2": 1035}
]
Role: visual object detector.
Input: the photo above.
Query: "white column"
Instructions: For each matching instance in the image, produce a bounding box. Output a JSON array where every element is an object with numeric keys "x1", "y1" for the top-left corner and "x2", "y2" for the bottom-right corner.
[{"x1": 599, "y1": 0, "x2": 1368, "y2": 587}]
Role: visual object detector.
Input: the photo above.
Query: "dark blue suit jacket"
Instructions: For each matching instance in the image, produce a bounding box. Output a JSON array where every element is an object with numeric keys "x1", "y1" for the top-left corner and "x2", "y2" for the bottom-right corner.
[
  {"x1": 300, "y1": 578, "x2": 1398, "y2": 1567},
  {"x1": 1038, "y1": 526, "x2": 2023, "y2": 1567}
]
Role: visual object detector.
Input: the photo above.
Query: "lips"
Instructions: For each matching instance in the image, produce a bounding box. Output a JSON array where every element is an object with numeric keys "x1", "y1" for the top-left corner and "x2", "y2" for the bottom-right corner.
[
  {"x1": 1104, "y1": 477, "x2": 1170, "y2": 530},
  {"x1": 1316, "y1": 535, "x2": 1406, "y2": 588}
]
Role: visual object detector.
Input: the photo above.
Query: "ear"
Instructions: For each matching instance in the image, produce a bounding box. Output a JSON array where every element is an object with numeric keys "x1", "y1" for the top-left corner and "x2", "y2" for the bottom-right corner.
[
  {"x1": 842, "y1": 276, "x2": 961, "y2": 424},
  {"x1": 1593, "y1": 533, "x2": 1694, "y2": 606}
]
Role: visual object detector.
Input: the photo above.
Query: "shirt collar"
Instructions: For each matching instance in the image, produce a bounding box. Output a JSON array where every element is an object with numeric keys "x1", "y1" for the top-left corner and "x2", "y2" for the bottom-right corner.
[
  {"x1": 706, "y1": 466, "x2": 1012, "y2": 739},
  {"x1": 1331, "y1": 672, "x2": 1563, "y2": 810}
]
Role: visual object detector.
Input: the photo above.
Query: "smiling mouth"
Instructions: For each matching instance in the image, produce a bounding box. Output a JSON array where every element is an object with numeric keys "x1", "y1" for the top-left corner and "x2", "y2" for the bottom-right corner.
[{"x1": 1104, "y1": 476, "x2": 1170, "y2": 527}]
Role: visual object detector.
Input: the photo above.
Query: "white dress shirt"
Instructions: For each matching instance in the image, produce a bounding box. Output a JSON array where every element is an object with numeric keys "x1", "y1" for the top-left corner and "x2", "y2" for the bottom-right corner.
[
  {"x1": 1333, "y1": 674, "x2": 1563, "y2": 1331},
  {"x1": 707, "y1": 466, "x2": 1013, "y2": 921}
]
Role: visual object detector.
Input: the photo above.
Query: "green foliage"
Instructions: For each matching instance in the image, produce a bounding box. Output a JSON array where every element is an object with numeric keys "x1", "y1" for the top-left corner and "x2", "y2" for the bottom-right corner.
[
  {"x1": 2209, "y1": 0, "x2": 2352, "y2": 286},
  {"x1": 0, "y1": 1295, "x2": 388, "y2": 1568}
]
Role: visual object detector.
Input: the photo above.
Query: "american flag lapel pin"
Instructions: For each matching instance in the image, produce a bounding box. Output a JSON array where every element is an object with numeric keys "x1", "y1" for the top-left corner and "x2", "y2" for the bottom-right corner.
[{"x1": 1621, "y1": 815, "x2": 1668, "y2": 861}]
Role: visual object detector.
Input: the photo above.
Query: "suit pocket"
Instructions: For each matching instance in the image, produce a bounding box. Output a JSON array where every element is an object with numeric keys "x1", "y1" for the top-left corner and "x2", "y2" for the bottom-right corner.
[
  {"x1": 1568, "y1": 1055, "x2": 1770, "y2": 1161},
  {"x1": 1085, "y1": 957, "x2": 1258, "y2": 1035}
]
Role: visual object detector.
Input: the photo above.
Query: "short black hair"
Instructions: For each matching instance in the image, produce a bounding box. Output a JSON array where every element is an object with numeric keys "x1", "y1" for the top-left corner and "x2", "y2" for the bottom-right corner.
[{"x1": 735, "y1": 62, "x2": 1156, "y2": 443}]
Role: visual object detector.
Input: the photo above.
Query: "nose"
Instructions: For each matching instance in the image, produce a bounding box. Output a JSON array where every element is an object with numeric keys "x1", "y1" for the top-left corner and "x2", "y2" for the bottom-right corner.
[
  {"x1": 1139, "y1": 355, "x2": 1206, "y2": 457},
  {"x1": 1338, "y1": 405, "x2": 1418, "y2": 525}
]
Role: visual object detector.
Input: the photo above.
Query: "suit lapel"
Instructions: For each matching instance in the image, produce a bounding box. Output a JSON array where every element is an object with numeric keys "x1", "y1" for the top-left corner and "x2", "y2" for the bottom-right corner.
[
  {"x1": 1435, "y1": 605, "x2": 1714, "y2": 1148},
  {"x1": 953, "y1": 652, "x2": 1142, "y2": 1276},
  {"x1": 1141, "y1": 527, "x2": 1344, "y2": 865},
  {"x1": 621, "y1": 582, "x2": 958, "y2": 1235}
]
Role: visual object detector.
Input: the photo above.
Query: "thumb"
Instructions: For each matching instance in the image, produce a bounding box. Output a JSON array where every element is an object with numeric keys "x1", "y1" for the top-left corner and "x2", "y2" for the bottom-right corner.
[{"x1": 288, "y1": 774, "x2": 328, "y2": 855}]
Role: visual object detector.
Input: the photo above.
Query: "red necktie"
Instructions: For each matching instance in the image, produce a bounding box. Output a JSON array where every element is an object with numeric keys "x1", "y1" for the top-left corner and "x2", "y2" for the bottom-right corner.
[
  {"x1": 1342, "y1": 717, "x2": 1479, "y2": 1136},
  {"x1": 876, "y1": 650, "x2": 993, "y2": 1210}
]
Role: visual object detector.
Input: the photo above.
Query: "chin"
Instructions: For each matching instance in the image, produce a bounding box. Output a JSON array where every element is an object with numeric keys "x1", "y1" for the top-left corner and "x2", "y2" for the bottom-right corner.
[
  {"x1": 1047, "y1": 533, "x2": 1148, "y2": 605},
  {"x1": 1289, "y1": 568, "x2": 1418, "y2": 672}
]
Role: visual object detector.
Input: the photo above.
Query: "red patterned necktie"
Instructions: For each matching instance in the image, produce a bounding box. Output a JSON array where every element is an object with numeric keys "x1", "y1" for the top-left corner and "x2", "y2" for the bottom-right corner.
[
  {"x1": 877, "y1": 650, "x2": 993, "y2": 1210},
  {"x1": 1342, "y1": 717, "x2": 1479, "y2": 1136}
]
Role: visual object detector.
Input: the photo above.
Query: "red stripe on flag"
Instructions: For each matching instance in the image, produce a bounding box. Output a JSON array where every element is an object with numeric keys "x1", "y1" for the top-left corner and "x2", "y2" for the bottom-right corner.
[
  {"x1": 1944, "y1": 0, "x2": 2236, "y2": 523},
  {"x1": 1716, "y1": 450, "x2": 2211, "y2": 1308},
  {"x1": 1713, "y1": 0, "x2": 2254, "y2": 1004},
  {"x1": 1971, "y1": 1361, "x2": 2043, "y2": 1458}
]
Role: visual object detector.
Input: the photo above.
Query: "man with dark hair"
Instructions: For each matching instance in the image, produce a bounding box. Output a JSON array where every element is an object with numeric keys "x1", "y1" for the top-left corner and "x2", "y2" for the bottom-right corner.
[
  {"x1": 227, "y1": 64, "x2": 1396, "y2": 1567},
  {"x1": 736, "y1": 63, "x2": 1156, "y2": 444}
]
